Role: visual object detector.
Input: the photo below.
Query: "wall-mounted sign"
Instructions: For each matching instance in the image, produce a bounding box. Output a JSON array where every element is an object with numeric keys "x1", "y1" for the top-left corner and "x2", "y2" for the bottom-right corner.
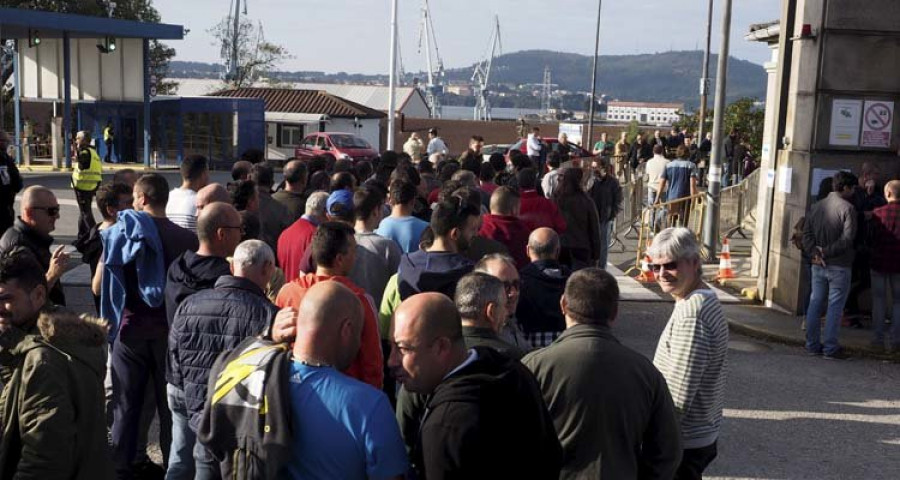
[
  {"x1": 861, "y1": 100, "x2": 894, "y2": 148},
  {"x1": 828, "y1": 99, "x2": 862, "y2": 146}
]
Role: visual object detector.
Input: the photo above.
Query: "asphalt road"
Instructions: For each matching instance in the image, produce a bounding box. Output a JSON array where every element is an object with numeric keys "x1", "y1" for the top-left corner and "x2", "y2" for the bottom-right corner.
[{"x1": 20, "y1": 172, "x2": 900, "y2": 479}]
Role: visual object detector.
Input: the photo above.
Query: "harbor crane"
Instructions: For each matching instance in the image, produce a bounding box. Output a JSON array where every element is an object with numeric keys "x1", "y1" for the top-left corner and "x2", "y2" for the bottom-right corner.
[{"x1": 472, "y1": 16, "x2": 501, "y2": 121}]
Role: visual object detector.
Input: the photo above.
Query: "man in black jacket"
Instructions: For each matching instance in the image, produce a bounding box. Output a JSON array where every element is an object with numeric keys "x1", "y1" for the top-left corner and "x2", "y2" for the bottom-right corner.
[
  {"x1": 522, "y1": 268, "x2": 682, "y2": 480},
  {"x1": 389, "y1": 292, "x2": 562, "y2": 479},
  {"x1": 517, "y1": 228, "x2": 571, "y2": 348},
  {"x1": 169, "y1": 239, "x2": 279, "y2": 479},
  {"x1": 587, "y1": 157, "x2": 624, "y2": 269},
  {"x1": 0, "y1": 186, "x2": 67, "y2": 306},
  {"x1": 0, "y1": 132, "x2": 23, "y2": 235}
]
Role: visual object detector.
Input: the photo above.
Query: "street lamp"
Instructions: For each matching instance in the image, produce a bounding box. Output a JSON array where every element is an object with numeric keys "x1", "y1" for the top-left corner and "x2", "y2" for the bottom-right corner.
[
  {"x1": 387, "y1": 0, "x2": 399, "y2": 151},
  {"x1": 586, "y1": 0, "x2": 603, "y2": 150}
]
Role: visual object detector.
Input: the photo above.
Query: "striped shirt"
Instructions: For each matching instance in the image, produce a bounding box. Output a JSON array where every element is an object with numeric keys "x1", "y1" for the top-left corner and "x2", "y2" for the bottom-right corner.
[
  {"x1": 166, "y1": 187, "x2": 198, "y2": 233},
  {"x1": 653, "y1": 288, "x2": 728, "y2": 449}
]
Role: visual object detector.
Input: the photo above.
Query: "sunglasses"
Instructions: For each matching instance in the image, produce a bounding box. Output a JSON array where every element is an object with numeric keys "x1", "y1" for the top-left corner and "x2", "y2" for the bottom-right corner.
[
  {"x1": 32, "y1": 206, "x2": 60, "y2": 216},
  {"x1": 648, "y1": 261, "x2": 679, "y2": 273}
]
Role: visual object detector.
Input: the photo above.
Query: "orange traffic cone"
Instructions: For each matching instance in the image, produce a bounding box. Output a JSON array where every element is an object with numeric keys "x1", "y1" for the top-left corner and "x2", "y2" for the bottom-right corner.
[
  {"x1": 637, "y1": 237, "x2": 656, "y2": 283},
  {"x1": 717, "y1": 237, "x2": 735, "y2": 280}
]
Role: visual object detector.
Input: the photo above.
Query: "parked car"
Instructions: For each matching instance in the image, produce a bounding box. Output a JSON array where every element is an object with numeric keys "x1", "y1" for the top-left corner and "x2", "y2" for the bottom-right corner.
[
  {"x1": 506, "y1": 137, "x2": 595, "y2": 170},
  {"x1": 294, "y1": 132, "x2": 378, "y2": 163},
  {"x1": 482, "y1": 143, "x2": 511, "y2": 163}
]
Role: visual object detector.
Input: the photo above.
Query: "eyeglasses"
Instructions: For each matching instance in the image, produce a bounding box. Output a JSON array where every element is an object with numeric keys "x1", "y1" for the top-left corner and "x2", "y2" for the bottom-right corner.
[
  {"x1": 649, "y1": 261, "x2": 679, "y2": 273},
  {"x1": 32, "y1": 206, "x2": 60, "y2": 216}
]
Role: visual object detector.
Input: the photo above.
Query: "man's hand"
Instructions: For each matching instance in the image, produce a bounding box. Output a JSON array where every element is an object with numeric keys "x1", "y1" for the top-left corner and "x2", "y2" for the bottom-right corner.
[
  {"x1": 46, "y1": 245, "x2": 70, "y2": 286},
  {"x1": 271, "y1": 307, "x2": 298, "y2": 343}
]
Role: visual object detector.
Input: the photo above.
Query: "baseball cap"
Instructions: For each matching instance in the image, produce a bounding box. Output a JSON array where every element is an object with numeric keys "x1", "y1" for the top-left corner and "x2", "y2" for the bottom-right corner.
[{"x1": 326, "y1": 189, "x2": 354, "y2": 218}]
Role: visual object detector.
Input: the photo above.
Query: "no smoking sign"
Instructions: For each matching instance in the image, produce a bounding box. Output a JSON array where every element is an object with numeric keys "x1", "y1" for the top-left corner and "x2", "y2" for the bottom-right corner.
[
  {"x1": 865, "y1": 103, "x2": 891, "y2": 131},
  {"x1": 861, "y1": 100, "x2": 895, "y2": 148}
]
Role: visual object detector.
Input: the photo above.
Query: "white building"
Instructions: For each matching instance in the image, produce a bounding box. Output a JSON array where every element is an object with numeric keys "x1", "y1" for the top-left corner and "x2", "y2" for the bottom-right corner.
[{"x1": 605, "y1": 101, "x2": 684, "y2": 125}]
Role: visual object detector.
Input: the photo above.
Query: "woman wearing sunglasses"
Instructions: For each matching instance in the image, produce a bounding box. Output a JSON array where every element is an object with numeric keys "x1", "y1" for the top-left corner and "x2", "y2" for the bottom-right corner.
[{"x1": 647, "y1": 227, "x2": 729, "y2": 480}]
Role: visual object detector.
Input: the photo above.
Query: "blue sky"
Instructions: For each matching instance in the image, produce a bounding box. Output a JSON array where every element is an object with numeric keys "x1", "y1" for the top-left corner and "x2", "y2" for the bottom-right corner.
[{"x1": 155, "y1": 0, "x2": 782, "y2": 74}]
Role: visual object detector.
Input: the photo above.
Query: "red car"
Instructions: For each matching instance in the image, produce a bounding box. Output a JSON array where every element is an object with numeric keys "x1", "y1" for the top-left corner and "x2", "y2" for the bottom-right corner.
[
  {"x1": 294, "y1": 132, "x2": 378, "y2": 163},
  {"x1": 507, "y1": 137, "x2": 595, "y2": 168}
]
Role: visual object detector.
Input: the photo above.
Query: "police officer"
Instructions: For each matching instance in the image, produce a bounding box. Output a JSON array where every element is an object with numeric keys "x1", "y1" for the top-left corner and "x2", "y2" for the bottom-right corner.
[
  {"x1": 103, "y1": 120, "x2": 115, "y2": 163},
  {"x1": 72, "y1": 130, "x2": 102, "y2": 241}
]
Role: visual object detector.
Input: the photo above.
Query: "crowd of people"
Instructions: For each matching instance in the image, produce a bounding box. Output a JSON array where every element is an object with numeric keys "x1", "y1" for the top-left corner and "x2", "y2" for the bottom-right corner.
[{"x1": 0, "y1": 128, "x2": 733, "y2": 480}]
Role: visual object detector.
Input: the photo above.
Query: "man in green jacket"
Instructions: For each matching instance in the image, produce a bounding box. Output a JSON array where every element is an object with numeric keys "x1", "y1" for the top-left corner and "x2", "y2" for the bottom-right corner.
[{"x1": 0, "y1": 252, "x2": 113, "y2": 479}]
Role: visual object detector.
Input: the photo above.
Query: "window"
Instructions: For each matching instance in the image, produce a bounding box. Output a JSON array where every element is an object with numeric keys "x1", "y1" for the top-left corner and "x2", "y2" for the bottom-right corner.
[
  {"x1": 280, "y1": 124, "x2": 304, "y2": 147},
  {"x1": 300, "y1": 135, "x2": 317, "y2": 150}
]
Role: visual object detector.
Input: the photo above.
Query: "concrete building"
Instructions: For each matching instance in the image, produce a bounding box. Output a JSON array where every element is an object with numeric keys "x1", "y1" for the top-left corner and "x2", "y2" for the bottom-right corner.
[
  {"x1": 208, "y1": 87, "x2": 385, "y2": 162},
  {"x1": 605, "y1": 101, "x2": 683, "y2": 125},
  {"x1": 748, "y1": 0, "x2": 900, "y2": 313}
]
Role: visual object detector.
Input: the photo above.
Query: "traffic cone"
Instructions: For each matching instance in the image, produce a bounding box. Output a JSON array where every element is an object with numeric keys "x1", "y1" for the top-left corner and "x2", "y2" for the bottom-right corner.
[
  {"x1": 637, "y1": 237, "x2": 656, "y2": 283},
  {"x1": 717, "y1": 237, "x2": 735, "y2": 280}
]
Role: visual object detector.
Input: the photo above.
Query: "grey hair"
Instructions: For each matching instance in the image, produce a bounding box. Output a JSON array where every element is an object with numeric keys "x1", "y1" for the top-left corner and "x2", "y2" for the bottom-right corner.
[
  {"x1": 647, "y1": 227, "x2": 700, "y2": 262},
  {"x1": 454, "y1": 272, "x2": 505, "y2": 320},
  {"x1": 232, "y1": 240, "x2": 274, "y2": 273},
  {"x1": 474, "y1": 253, "x2": 517, "y2": 273},
  {"x1": 305, "y1": 191, "x2": 329, "y2": 216},
  {"x1": 451, "y1": 170, "x2": 478, "y2": 189}
]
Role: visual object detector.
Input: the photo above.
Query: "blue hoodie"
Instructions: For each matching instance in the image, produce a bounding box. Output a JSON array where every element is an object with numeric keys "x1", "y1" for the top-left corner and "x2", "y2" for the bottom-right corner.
[
  {"x1": 397, "y1": 249, "x2": 474, "y2": 300},
  {"x1": 100, "y1": 210, "x2": 165, "y2": 340}
]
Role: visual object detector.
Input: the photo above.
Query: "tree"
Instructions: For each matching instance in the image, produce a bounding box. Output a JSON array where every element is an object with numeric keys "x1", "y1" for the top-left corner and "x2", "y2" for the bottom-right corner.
[
  {"x1": 0, "y1": 0, "x2": 178, "y2": 94},
  {"x1": 676, "y1": 97, "x2": 764, "y2": 153},
  {"x1": 209, "y1": 16, "x2": 290, "y2": 89}
]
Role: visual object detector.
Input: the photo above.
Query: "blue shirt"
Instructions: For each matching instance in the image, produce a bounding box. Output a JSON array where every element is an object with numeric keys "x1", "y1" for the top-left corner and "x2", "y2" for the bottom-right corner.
[
  {"x1": 661, "y1": 159, "x2": 699, "y2": 201},
  {"x1": 376, "y1": 215, "x2": 429, "y2": 253},
  {"x1": 283, "y1": 362, "x2": 408, "y2": 480}
]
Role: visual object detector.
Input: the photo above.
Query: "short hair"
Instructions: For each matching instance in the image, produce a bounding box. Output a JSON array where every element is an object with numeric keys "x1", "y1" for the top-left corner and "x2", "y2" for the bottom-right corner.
[
  {"x1": 307, "y1": 156, "x2": 328, "y2": 176},
  {"x1": 197, "y1": 202, "x2": 237, "y2": 244},
  {"x1": 251, "y1": 162, "x2": 276, "y2": 188},
  {"x1": 240, "y1": 211, "x2": 261, "y2": 240},
  {"x1": 283, "y1": 160, "x2": 308, "y2": 185},
  {"x1": 887, "y1": 180, "x2": 900, "y2": 199},
  {"x1": 833, "y1": 171, "x2": 859, "y2": 192},
  {"x1": 647, "y1": 227, "x2": 701, "y2": 263},
  {"x1": 490, "y1": 186, "x2": 519, "y2": 215},
  {"x1": 528, "y1": 230, "x2": 560, "y2": 260},
  {"x1": 488, "y1": 153, "x2": 506, "y2": 173},
  {"x1": 354, "y1": 161, "x2": 373, "y2": 184},
  {"x1": 451, "y1": 170, "x2": 478, "y2": 189},
  {"x1": 232, "y1": 160, "x2": 252, "y2": 181},
  {"x1": 479, "y1": 162, "x2": 496, "y2": 182},
  {"x1": 547, "y1": 151, "x2": 562, "y2": 169},
  {"x1": 76, "y1": 130, "x2": 92, "y2": 142},
  {"x1": 354, "y1": 186, "x2": 385, "y2": 221},
  {"x1": 564, "y1": 268, "x2": 619, "y2": 325},
  {"x1": 307, "y1": 170, "x2": 330, "y2": 192},
  {"x1": 450, "y1": 186, "x2": 482, "y2": 211},
  {"x1": 391, "y1": 163, "x2": 421, "y2": 188},
  {"x1": 305, "y1": 191, "x2": 329, "y2": 216},
  {"x1": 653, "y1": 144, "x2": 664, "y2": 155},
  {"x1": 232, "y1": 239, "x2": 274, "y2": 273},
  {"x1": 228, "y1": 179, "x2": 257, "y2": 211},
  {"x1": 675, "y1": 145, "x2": 689, "y2": 158},
  {"x1": 330, "y1": 172, "x2": 356, "y2": 192},
  {"x1": 389, "y1": 179, "x2": 417, "y2": 206},
  {"x1": 95, "y1": 182, "x2": 132, "y2": 221},
  {"x1": 474, "y1": 252, "x2": 517, "y2": 273},
  {"x1": 516, "y1": 167, "x2": 538, "y2": 190},
  {"x1": 310, "y1": 221, "x2": 355, "y2": 268},
  {"x1": 455, "y1": 272, "x2": 505, "y2": 320},
  {"x1": 471, "y1": 135, "x2": 485, "y2": 143},
  {"x1": 0, "y1": 250, "x2": 47, "y2": 291},
  {"x1": 180, "y1": 154, "x2": 209, "y2": 182},
  {"x1": 431, "y1": 198, "x2": 480, "y2": 237},
  {"x1": 437, "y1": 180, "x2": 464, "y2": 203},
  {"x1": 437, "y1": 161, "x2": 460, "y2": 183},
  {"x1": 508, "y1": 150, "x2": 530, "y2": 171},
  {"x1": 135, "y1": 174, "x2": 169, "y2": 208},
  {"x1": 112, "y1": 168, "x2": 137, "y2": 184},
  {"x1": 460, "y1": 156, "x2": 481, "y2": 175},
  {"x1": 240, "y1": 148, "x2": 265, "y2": 164},
  {"x1": 334, "y1": 159, "x2": 354, "y2": 174}
]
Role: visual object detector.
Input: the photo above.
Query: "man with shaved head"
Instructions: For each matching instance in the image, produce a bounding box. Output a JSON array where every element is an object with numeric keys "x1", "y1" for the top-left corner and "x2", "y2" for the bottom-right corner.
[
  {"x1": 390, "y1": 293, "x2": 562, "y2": 479},
  {"x1": 170, "y1": 239, "x2": 279, "y2": 478},
  {"x1": 195, "y1": 183, "x2": 231, "y2": 212},
  {"x1": 0, "y1": 185, "x2": 67, "y2": 305},
  {"x1": 281, "y1": 281, "x2": 408, "y2": 479},
  {"x1": 479, "y1": 186, "x2": 532, "y2": 268},
  {"x1": 517, "y1": 227, "x2": 571, "y2": 348}
]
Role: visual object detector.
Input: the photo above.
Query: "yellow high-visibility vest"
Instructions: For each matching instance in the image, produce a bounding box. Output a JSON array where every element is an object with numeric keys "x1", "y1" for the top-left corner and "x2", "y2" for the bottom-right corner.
[
  {"x1": 72, "y1": 147, "x2": 102, "y2": 191},
  {"x1": 104, "y1": 126, "x2": 113, "y2": 142}
]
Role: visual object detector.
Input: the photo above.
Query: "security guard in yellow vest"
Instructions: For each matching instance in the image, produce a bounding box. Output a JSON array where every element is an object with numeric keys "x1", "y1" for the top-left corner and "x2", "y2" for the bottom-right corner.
[
  {"x1": 72, "y1": 130, "x2": 102, "y2": 241},
  {"x1": 103, "y1": 121, "x2": 115, "y2": 163}
]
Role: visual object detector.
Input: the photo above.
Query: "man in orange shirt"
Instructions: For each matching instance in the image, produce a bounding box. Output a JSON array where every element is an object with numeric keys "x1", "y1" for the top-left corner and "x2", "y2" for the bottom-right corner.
[{"x1": 275, "y1": 221, "x2": 384, "y2": 388}]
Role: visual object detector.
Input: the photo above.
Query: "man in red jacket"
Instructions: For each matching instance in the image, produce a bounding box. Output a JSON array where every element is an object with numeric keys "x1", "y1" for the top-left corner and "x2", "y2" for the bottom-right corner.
[
  {"x1": 275, "y1": 221, "x2": 384, "y2": 389},
  {"x1": 277, "y1": 191, "x2": 328, "y2": 281},
  {"x1": 479, "y1": 187, "x2": 533, "y2": 268},
  {"x1": 517, "y1": 167, "x2": 567, "y2": 233}
]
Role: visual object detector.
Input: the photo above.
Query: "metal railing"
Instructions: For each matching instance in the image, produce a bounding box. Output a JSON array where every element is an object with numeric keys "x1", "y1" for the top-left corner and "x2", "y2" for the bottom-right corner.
[
  {"x1": 719, "y1": 168, "x2": 759, "y2": 239},
  {"x1": 625, "y1": 192, "x2": 707, "y2": 276}
]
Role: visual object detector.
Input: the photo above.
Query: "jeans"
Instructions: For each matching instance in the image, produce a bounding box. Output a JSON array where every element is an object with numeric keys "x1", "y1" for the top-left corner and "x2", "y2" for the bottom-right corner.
[
  {"x1": 194, "y1": 442, "x2": 221, "y2": 480},
  {"x1": 598, "y1": 220, "x2": 612, "y2": 269},
  {"x1": 675, "y1": 442, "x2": 718, "y2": 480},
  {"x1": 111, "y1": 335, "x2": 172, "y2": 478},
  {"x1": 166, "y1": 384, "x2": 195, "y2": 480},
  {"x1": 870, "y1": 270, "x2": 900, "y2": 346},
  {"x1": 805, "y1": 265, "x2": 852, "y2": 355}
]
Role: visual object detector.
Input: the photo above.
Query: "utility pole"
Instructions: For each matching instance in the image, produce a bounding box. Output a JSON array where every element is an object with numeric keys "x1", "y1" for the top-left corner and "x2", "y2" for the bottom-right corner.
[
  {"x1": 701, "y1": 0, "x2": 733, "y2": 259},
  {"x1": 697, "y1": 0, "x2": 714, "y2": 142},
  {"x1": 586, "y1": 0, "x2": 603, "y2": 150},
  {"x1": 229, "y1": 0, "x2": 242, "y2": 83},
  {"x1": 387, "y1": 0, "x2": 398, "y2": 150}
]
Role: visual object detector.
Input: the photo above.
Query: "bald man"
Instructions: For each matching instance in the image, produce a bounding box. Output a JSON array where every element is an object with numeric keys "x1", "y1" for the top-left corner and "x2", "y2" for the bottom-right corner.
[
  {"x1": 390, "y1": 293, "x2": 562, "y2": 480},
  {"x1": 0, "y1": 185, "x2": 67, "y2": 305},
  {"x1": 517, "y1": 227, "x2": 571, "y2": 348},
  {"x1": 282, "y1": 281, "x2": 408, "y2": 480},
  {"x1": 195, "y1": 183, "x2": 231, "y2": 212},
  {"x1": 479, "y1": 186, "x2": 532, "y2": 268}
]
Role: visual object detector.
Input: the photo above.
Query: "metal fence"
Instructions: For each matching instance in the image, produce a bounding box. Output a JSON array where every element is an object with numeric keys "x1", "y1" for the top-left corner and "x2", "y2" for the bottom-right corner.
[{"x1": 720, "y1": 168, "x2": 759, "y2": 239}]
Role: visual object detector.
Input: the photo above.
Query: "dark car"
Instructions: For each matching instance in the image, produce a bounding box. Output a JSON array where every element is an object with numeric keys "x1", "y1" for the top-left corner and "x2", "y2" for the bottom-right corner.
[{"x1": 294, "y1": 132, "x2": 378, "y2": 163}]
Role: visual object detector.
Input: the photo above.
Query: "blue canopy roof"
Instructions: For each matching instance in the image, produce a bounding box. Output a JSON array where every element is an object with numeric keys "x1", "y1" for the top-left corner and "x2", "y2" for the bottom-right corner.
[{"x1": 0, "y1": 7, "x2": 184, "y2": 40}]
